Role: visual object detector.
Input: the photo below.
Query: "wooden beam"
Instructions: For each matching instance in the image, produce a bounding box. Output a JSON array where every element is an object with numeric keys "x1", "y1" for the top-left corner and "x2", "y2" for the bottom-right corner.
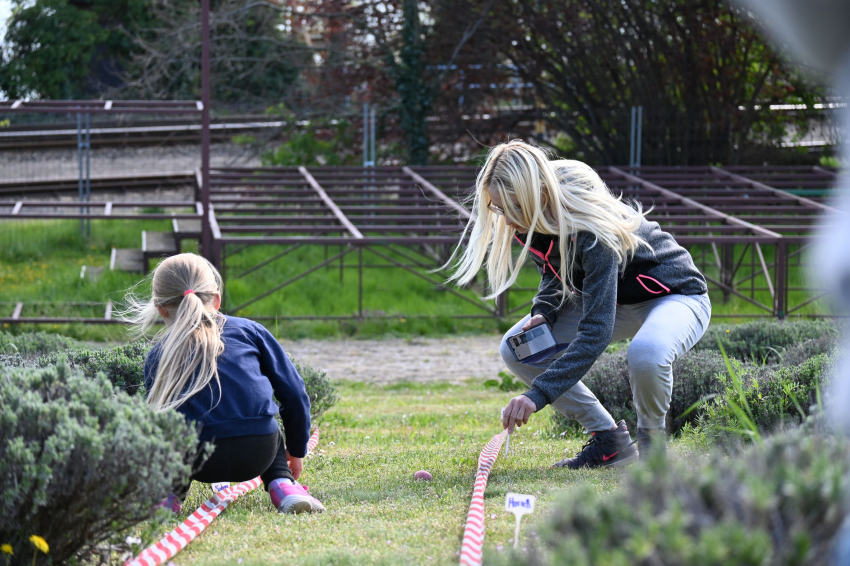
[
  {"x1": 609, "y1": 167, "x2": 783, "y2": 240},
  {"x1": 298, "y1": 166, "x2": 364, "y2": 239},
  {"x1": 403, "y1": 166, "x2": 471, "y2": 220},
  {"x1": 209, "y1": 207, "x2": 222, "y2": 239},
  {"x1": 712, "y1": 166, "x2": 841, "y2": 215}
]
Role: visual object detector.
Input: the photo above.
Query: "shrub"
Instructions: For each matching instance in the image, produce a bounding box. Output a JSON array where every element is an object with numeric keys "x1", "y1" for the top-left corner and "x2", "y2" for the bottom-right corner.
[
  {"x1": 36, "y1": 341, "x2": 339, "y2": 421},
  {"x1": 293, "y1": 358, "x2": 339, "y2": 423},
  {"x1": 493, "y1": 421, "x2": 850, "y2": 566},
  {"x1": 0, "y1": 362, "x2": 198, "y2": 565},
  {"x1": 781, "y1": 334, "x2": 839, "y2": 367},
  {"x1": 549, "y1": 349, "x2": 730, "y2": 436},
  {"x1": 700, "y1": 353, "x2": 835, "y2": 442},
  {"x1": 694, "y1": 320, "x2": 838, "y2": 364},
  {"x1": 37, "y1": 341, "x2": 149, "y2": 395},
  {"x1": 0, "y1": 330, "x2": 78, "y2": 357},
  {"x1": 549, "y1": 336, "x2": 836, "y2": 438}
]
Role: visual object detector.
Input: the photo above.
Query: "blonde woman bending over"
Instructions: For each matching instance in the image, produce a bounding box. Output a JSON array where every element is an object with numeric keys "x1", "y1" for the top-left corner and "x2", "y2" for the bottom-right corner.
[
  {"x1": 126, "y1": 253, "x2": 324, "y2": 513},
  {"x1": 449, "y1": 140, "x2": 711, "y2": 468}
]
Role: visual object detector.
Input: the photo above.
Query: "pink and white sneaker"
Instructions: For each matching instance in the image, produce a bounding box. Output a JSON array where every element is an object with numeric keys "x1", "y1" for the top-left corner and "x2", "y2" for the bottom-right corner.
[
  {"x1": 157, "y1": 492, "x2": 182, "y2": 514},
  {"x1": 268, "y1": 479, "x2": 325, "y2": 514}
]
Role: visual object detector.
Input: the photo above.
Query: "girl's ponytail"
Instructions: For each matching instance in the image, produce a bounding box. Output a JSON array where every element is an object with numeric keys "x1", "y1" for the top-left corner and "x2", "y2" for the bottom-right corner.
[{"x1": 123, "y1": 253, "x2": 225, "y2": 412}]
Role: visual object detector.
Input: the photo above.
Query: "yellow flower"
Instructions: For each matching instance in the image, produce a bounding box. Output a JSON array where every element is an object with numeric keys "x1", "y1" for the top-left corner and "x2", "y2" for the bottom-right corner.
[
  {"x1": 1, "y1": 544, "x2": 12, "y2": 555},
  {"x1": 28, "y1": 536, "x2": 48, "y2": 554},
  {"x1": 726, "y1": 329, "x2": 730, "y2": 333}
]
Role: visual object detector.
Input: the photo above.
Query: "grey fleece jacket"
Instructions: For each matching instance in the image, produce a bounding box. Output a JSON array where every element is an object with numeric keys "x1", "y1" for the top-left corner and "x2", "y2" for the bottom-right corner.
[{"x1": 516, "y1": 218, "x2": 708, "y2": 411}]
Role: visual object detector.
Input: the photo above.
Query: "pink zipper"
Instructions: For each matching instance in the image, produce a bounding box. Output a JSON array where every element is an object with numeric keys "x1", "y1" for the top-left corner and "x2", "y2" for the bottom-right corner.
[{"x1": 636, "y1": 274, "x2": 670, "y2": 294}]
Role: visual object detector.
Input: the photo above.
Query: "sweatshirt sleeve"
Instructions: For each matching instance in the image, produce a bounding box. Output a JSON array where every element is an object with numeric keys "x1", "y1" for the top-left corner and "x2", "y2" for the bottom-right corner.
[
  {"x1": 523, "y1": 233, "x2": 618, "y2": 410},
  {"x1": 253, "y1": 323, "x2": 312, "y2": 458},
  {"x1": 530, "y1": 261, "x2": 563, "y2": 324}
]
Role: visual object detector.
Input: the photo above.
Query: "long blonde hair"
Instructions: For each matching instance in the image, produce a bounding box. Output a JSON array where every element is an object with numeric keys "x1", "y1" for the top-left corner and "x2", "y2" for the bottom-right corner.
[
  {"x1": 123, "y1": 253, "x2": 225, "y2": 412},
  {"x1": 447, "y1": 140, "x2": 648, "y2": 303}
]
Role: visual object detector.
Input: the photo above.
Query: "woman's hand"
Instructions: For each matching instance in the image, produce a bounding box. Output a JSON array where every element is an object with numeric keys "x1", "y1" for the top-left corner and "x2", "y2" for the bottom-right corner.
[
  {"x1": 502, "y1": 395, "x2": 537, "y2": 433},
  {"x1": 522, "y1": 314, "x2": 548, "y2": 331},
  {"x1": 286, "y1": 450, "x2": 303, "y2": 480}
]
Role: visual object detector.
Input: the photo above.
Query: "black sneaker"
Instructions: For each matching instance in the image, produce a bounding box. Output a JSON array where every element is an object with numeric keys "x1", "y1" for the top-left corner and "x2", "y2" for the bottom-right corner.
[
  {"x1": 553, "y1": 420, "x2": 639, "y2": 469},
  {"x1": 636, "y1": 427, "x2": 667, "y2": 459}
]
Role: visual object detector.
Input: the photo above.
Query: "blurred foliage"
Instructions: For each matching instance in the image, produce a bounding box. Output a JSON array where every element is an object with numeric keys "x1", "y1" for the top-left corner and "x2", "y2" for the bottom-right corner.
[{"x1": 494, "y1": 416, "x2": 850, "y2": 566}]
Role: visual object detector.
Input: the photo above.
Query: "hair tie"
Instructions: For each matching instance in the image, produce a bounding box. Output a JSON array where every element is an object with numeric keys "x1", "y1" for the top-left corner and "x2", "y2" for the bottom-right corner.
[{"x1": 183, "y1": 289, "x2": 194, "y2": 296}]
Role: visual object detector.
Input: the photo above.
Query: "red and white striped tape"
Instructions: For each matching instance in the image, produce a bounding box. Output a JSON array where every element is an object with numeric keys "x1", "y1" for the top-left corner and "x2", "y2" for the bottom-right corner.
[
  {"x1": 125, "y1": 428, "x2": 321, "y2": 566},
  {"x1": 459, "y1": 429, "x2": 507, "y2": 566}
]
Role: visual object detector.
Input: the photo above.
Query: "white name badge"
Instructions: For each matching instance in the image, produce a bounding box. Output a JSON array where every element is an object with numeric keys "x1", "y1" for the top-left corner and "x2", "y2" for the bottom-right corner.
[{"x1": 211, "y1": 482, "x2": 230, "y2": 493}]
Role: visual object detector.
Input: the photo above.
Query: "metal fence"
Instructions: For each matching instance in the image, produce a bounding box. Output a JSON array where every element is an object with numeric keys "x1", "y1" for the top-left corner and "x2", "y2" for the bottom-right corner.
[{"x1": 0, "y1": 104, "x2": 842, "y2": 324}]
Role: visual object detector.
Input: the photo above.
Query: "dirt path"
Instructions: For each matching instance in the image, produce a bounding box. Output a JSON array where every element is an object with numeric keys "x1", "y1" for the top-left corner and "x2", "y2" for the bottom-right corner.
[{"x1": 279, "y1": 335, "x2": 510, "y2": 384}]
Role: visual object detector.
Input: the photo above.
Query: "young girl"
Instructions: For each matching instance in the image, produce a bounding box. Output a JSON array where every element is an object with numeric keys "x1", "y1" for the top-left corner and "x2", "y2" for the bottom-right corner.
[
  {"x1": 128, "y1": 253, "x2": 324, "y2": 513},
  {"x1": 449, "y1": 140, "x2": 711, "y2": 468}
]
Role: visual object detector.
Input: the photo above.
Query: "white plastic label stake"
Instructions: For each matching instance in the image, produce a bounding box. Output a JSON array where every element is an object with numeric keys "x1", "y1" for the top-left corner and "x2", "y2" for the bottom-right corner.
[
  {"x1": 211, "y1": 482, "x2": 230, "y2": 493},
  {"x1": 500, "y1": 407, "x2": 511, "y2": 456},
  {"x1": 505, "y1": 492, "x2": 536, "y2": 549}
]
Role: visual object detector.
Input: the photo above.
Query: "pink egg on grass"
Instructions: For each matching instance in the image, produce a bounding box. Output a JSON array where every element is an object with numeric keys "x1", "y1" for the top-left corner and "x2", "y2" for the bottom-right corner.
[{"x1": 414, "y1": 470, "x2": 432, "y2": 481}]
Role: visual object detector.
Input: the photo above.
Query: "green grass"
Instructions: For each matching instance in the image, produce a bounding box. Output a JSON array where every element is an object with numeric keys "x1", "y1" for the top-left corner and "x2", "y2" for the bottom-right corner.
[
  {"x1": 139, "y1": 380, "x2": 705, "y2": 565},
  {"x1": 0, "y1": 219, "x2": 834, "y2": 341}
]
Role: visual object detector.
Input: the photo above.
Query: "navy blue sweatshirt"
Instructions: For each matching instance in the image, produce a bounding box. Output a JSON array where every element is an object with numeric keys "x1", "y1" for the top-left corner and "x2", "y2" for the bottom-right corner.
[{"x1": 144, "y1": 315, "x2": 312, "y2": 458}]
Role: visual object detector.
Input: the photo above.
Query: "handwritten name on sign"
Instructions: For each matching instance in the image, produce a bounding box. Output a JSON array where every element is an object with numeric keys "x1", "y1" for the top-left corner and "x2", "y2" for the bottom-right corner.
[{"x1": 505, "y1": 493, "x2": 536, "y2": 516}]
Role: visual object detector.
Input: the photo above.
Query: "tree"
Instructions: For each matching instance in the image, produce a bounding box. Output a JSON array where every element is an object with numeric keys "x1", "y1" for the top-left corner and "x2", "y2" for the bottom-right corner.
[
  {"x1": 121, "y1": 0, "x2": 306, "y2": 104},
  {"x1": 1, "y1": 0, "x2": 109, "y2": 98},
  {"x1": 480, "y1": 0, "x2": 822, "y2": 165}
]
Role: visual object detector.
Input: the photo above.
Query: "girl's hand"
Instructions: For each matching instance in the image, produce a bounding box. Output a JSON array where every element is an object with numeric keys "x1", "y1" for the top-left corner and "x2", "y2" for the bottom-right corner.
[
  {"x1": 502, "y1": 395, "x2": 537, "y2": 433},
  {"x1": 286, "y1": 450, "x2": 303, "y2": 480},
  {"x1": 522, "y1": 315, "x2": 548, "y2": 331}
]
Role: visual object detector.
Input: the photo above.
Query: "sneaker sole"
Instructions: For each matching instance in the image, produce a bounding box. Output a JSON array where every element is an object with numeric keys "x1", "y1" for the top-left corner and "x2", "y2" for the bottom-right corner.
[{"x1": 278, "y1": 495, "x2": 325, "y2": 514}]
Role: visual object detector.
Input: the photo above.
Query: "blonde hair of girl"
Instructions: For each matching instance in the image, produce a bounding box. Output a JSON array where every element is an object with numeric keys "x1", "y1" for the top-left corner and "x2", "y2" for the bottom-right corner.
[
  {"x1": 447, "y1": 139, "x2": 648, "y2": 303},
  {"x1": 123, "y1": 253, "x2": 225, "y2": 412}
]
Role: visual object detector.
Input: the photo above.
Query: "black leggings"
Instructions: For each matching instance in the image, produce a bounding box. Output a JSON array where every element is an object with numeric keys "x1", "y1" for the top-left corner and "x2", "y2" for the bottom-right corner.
[{"x1": 175, "y1": 430, "x2": 293, "y2": 499}]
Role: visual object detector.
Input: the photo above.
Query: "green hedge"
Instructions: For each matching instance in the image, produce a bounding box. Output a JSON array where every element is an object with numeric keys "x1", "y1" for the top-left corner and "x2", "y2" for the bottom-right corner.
[
  {"x1": 549, "y1": 351, "x2": 834, "y2": 438},
  {"x1": 494, "y1": 420, "x2": 849, "y2": 565},
  {"x1": 37, "y1": 341, "x2": 148, "y2": 395},
  {"x1": 694, "y1": 320, "x2": 838, "y2": 364},
  {"x1": 700, "y1": 353, "x2": 834, "y2": 442},
  {"x1": 31, "y1": 341, "x2": 338, "y2": 422},
  {"x1": 548, "y1": 320, "x2": 838, "y2": 437},
  {"x1": 0, "y1": 362, "x2": 198, "y2": 565},
  {"x1": 0, "y1": 330, "x2": 79, "y2": 357}
]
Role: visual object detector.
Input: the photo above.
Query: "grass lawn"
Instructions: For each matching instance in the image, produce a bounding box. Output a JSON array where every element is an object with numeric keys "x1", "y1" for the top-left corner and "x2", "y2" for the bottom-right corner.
[{"x1": 153, "y1": 379, "x2": 701, "y2": 566}]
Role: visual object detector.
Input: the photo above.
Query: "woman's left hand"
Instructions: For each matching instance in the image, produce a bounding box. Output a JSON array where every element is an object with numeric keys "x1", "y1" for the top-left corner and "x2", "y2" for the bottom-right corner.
[{"x1": 502, "y1": 395, "x2": 537, "y2": 433}]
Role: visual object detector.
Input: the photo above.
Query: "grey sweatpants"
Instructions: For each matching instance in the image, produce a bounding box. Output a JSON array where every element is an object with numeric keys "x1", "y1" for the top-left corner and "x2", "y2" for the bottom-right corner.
[{"x1": 500, "y1": 293, "x2": 712, "y2": 432}]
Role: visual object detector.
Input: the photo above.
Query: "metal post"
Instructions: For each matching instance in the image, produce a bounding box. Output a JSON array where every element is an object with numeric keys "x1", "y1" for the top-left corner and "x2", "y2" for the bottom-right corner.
[
  {"x1": 363, "y1": 102, "x2": 369, "y2": 166},
  {"x1": 636, "y1": 106, "x2": 642, "y2": 168},
  {"x1": 370, "y1": 106, "x2": 376, "y2": 166},
  {"x1": 77, "y1": 113, "x2": 83, "y2": 235},
  {"x1": 776, "y1": 240, "x2": 787, "y2": 319},
  {"x1": 85, "y1": 113, "x2": 91, "y2": 237},
  {"x1": 629, "y1": 106, "x2": 636, "y2": 168},
  {"x1": 200, "y1": 0, "x2": 213, "y2": 263},
  {"x1": 358, "y1": 247, "x2": 363, "y2": 318}
]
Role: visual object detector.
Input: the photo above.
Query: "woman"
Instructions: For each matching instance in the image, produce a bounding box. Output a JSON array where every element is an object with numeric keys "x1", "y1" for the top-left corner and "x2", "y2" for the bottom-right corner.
[{"x1": 448, "y1": 140, "x2": 711, "y2": 468}]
